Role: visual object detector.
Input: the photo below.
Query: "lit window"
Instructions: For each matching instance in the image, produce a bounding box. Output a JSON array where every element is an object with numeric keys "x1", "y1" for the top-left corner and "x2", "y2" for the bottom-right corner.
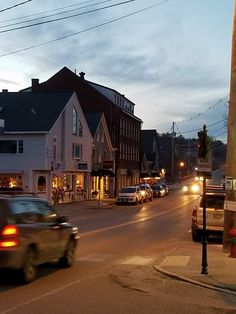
[{"x1": 72, "y1": 107, "x2": 77, "y2": 135}]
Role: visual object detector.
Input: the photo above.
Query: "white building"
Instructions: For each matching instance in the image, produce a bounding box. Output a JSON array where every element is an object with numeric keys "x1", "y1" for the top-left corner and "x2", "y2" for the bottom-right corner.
[{"x1": 0, "y1": 91, "x2": 93, "y2": 203}]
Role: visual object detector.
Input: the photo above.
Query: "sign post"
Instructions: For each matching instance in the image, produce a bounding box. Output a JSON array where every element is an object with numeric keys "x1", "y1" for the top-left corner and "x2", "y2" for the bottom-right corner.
[{"x1": 197, "y1": 125, "x2": 211, "y2": 274}]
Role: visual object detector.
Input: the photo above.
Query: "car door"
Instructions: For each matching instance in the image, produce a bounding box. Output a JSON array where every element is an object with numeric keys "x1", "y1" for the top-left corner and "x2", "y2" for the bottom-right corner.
[{"x1": 30, "y1": 201, "x2": 66, "y2": 263}]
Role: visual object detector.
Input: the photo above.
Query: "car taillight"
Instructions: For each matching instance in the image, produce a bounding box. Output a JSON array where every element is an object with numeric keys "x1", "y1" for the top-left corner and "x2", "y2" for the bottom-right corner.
[
  {"x1": 192, "y1": 208, "x2": 198, "y2": 222},
  {"x1": 0, "y1": 225, "x2": 19, "y2": 248}
]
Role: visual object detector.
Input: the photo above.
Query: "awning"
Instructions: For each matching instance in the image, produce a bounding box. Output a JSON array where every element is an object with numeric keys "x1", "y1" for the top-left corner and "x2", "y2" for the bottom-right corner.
[
  {"x1": 0, "y1": 170, "x2": 23, "y2": 175},
  {"x1": 151, "y1": 172, "x2": 159, "y2": 177},
  {"x1": 91, "y1": 169, "x2": 115, "y2": 177},
  {"x1": 140, "y1": 172, "x2": 151, "y2": 178}
]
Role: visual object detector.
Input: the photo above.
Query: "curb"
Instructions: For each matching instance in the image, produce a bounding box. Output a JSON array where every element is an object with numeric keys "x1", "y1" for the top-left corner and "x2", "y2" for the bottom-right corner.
[{"x1": 153, "y1": 264, "x2": 236, "y2": 296}]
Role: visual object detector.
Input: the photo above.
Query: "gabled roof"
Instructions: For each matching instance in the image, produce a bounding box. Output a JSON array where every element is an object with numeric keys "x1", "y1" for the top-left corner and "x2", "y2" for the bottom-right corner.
[
  {"x1": 29, "y1": 66, "x2": 142, "y2": 124},
  {"x1": 0, "y1": 91, "x2": 73, "y2": 132},
  {"x1": 84, "y1": 112, "x2": 103, "y2": 137},
  {"x1": 140, "y1": 129, "x2": 159, "y2": 161},
  {"x1": 87, "y1": 80, "x2": 136, "y2": 106}
]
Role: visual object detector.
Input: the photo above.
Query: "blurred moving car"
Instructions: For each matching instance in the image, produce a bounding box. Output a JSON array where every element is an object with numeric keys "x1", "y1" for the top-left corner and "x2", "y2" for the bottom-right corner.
[
  {"x1": 116, "y1": 186, "x2": 144, "y2": 205},
  {"x1": 161, "y1": 183, "x2": 169, "y2": 196},
  {"x1": 191, "y1": 189, "x2": 225, "y2": 242},
  {"x1": 0, "y1": 195, "x2": 79, "y2": 284},
  {"x1": 139, "y1": 184, "x2": 153, "y2": 202},
  {"x1": 182, "y1": 182, "x2": 201, "y2": 195},
  {"x1": 151, "y1": 184, "x2": 165, "y2": 198}
]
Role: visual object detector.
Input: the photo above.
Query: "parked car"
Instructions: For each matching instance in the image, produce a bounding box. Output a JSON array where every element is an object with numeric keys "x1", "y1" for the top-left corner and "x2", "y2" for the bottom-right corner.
[
  {"x1": 151, "y1": 184, "x2": 165, "y2": 198},
  {"x1": 0, "y1": 195, "x2": 79, "y2": 284},
  {"x1": 191, "y1": 190, "x2": 225, "y2": 242},
  {"x1": 161, "y1": 183, "x2": 169, "y2": 196},
  {"x1": 139, "y1": 184, "x2": 153, "y2": 202},
  {"x1": 116, "y1": 186, "x2": 144, "y2": 205}
]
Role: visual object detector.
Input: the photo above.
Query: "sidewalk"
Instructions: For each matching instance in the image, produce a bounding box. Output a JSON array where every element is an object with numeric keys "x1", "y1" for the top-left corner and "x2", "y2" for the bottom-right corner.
[
  {"x1": 154, "y1": 239, "x2": 236, "y2": 295},
  {"x1": 54, "y1": 198, "x2": 236, "y2": 295}
]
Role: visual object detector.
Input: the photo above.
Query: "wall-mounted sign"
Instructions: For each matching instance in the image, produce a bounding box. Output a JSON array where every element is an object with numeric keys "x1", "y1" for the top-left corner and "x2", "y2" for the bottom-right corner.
[
  {"x1": 77, "y1": 163, "x2": 88, "y2": 171},
  {"x1": 225, "y1": 177, "x2": 233, "y2": 190},
  {"x1": 103, "y1": 160, "x2": 113, "y2": 169}
]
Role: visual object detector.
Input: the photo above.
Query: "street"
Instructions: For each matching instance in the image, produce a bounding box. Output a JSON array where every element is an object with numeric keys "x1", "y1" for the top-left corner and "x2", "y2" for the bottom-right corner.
[{"x1": 0, "y1": 191, "x2": 236, "y2": 313}]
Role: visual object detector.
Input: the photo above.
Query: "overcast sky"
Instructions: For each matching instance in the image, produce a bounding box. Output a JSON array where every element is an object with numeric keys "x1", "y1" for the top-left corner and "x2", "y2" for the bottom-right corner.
[{"x1": 0, "y1": 0, "x2": 233, "y2": 141}]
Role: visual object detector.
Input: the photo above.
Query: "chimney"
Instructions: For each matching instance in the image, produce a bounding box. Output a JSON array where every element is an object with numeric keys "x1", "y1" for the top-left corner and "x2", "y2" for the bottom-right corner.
[
  {"x1": 2, "y1": 89, "x2": 8, "y2": 93},
  {"x1": 31, "y1": 78, "x2": 39, "y2": 91},
  {"x1": 79, "y1": 72, "x2": 85, "y2": 80}
]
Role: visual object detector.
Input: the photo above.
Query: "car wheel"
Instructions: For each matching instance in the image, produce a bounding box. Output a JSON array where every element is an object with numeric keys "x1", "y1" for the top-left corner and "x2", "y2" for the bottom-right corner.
[
  {"x1": 59, "y1": 239, "x2": 76, "y2": 268},
  {"x1": 192, "y1": 231, "x2": 201, "y2": 242},
  {"x1": 150, "y1": 196, "x2": 153, "y2": 201},
  {"x1": 140, "y1": 197, "x2": 143, "y2": 204},
  {"x1": 19, "y1": 248, "x2": 37, "y2": 284}
]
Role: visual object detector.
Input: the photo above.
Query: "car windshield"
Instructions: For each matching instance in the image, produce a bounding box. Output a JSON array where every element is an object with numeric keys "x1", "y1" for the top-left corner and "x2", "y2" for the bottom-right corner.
[
  {"x1": 200, "y1": 195, "x2": 225, "y2": 209},
  {"x1": 120, "y1": 187, "x2": 136, "y2": 193},
  {"x1": 152, "y1": 186, "x2": 161, "y2": 190},
  {"x1": 139, "y1": 186, "x2": 146, "y2": 190}
]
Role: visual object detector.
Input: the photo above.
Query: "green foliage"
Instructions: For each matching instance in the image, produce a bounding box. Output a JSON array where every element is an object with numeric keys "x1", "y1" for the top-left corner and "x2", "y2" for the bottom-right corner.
[{"x1": 197, "y1": 125, "x2": 211, "y2": 159}]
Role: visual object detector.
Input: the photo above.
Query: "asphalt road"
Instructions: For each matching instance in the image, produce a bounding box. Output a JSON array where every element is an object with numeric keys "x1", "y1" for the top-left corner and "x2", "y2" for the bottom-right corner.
[{"x1": 1, "y1": 192, "x2": 236, "y2": 313}]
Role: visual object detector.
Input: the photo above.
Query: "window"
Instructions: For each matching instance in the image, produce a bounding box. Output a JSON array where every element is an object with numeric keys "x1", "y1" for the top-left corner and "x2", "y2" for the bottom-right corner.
[
  {"x1": 72, "y1": 107, "x2": 77, "y2": 135},
  {"x1": 72, "y1": 144, "x2": 83, "y2": 159},
  {"x1": 101, "y1": 128, "x2": 104, "y2": 143},
  {"x1": 18, "y1": 140, "x2": 24, "y2": 154},
  {"x1": 0, "y1": 140, "x2": 24, "y2": 154},
  {"x1": 78, "y1": 120, "x2": 83, "y2": 137}
]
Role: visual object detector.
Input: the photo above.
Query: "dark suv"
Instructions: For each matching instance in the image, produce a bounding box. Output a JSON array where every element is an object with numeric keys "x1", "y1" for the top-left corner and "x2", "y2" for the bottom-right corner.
[{"x1": 0, "y1": 195, "x2": 79, "y2": 283}]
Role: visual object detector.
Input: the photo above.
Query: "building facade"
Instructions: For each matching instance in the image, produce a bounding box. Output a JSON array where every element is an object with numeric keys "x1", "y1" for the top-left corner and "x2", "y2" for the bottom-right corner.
[
  {"x1": 23, "y1": 67, "x2": 142, "y2": 194},
  {"x1": 0, "y1": 91, "x2": 93, "y2": 203}
]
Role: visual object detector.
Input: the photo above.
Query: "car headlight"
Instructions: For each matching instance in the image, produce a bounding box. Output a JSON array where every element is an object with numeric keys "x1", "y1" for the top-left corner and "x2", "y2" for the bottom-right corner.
[
  {"x1": 183, "y1": 186, "x2": 188, "y2": 192},
  {"x1": 191, "y1": 184, "x2": 200, "y2": 193},
  {"x1": 141, "y1": 191, "x2": 145, "y2": 196}
]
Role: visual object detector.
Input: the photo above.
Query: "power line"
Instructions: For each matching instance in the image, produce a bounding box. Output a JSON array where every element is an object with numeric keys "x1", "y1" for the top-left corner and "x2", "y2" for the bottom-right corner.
[
  {"x1": 176, "y1": 96, "x2": 228, "y2": 124},
  {"x1": 175, "y1": 119, "x2": 227, "y2": 135},
  {"x1": 0, "y1": 0, "x2": 135, "y2": 35},
  {"x1": 0, "y1": 0, "x2": 32, "y2": 13},
  {"x1": 0, "y1": 0, "x2": 99, "y2": 24},
  {"x1": 0, "y1": 0, "x2": 115, "y2": 29},
  {"x1": 0, "y1": 0, "x2": 172, "y2": 58}
]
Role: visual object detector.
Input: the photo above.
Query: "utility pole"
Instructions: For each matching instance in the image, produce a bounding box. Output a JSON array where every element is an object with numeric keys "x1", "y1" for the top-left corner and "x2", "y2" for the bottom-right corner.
[
  {"x1": 171, "y1": 122, "x2": 175, "y2": 183},
  {"x1": 224, "y1": 0, "x2": 236, "y2": 251}
]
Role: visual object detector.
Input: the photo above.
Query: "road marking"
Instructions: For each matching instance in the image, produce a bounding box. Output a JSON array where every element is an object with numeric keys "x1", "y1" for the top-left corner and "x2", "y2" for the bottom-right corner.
[
  {"x1": 77, "y1": 253, "x2": 113, "y2": 262},
  {"x1": 160, "y1": 256, "x2": 190, "y2": 267},
  {"x1": 121, "y1": 256, "x2": 154, "y2": 265},
  {"x1": 81, "y1": 199, "x2": 194, "y2": 237}
]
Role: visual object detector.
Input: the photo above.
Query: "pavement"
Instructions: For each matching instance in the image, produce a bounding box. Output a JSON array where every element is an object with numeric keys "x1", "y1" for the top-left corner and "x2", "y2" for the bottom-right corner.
[{"x1": 54, "y1": 197, "x2": 236, "y2": 296}]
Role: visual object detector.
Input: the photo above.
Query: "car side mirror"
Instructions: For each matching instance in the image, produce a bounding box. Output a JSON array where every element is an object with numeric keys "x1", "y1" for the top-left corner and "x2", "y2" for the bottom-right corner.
[{"x1": 58, "y1": 216, "x2": 68, "y2": 223}]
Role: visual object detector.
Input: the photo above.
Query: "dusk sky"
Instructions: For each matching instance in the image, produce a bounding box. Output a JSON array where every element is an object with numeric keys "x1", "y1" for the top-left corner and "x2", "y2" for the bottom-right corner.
[{"x1": 0, "y1": 0, "x2": 233, "y2": 141}]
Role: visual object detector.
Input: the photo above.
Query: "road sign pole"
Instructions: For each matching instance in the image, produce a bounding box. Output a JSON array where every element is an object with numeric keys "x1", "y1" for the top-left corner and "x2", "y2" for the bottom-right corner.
[{"x1": 201, "y1": 176, "x2": 208, "y2": 274}]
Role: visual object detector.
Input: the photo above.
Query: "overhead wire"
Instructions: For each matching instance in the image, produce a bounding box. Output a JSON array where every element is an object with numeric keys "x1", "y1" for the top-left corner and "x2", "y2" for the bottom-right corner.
[
  {"x1": 176, "y1": 96, "x2": 228, "y2": 124},
  {"x1": 0, "y1": 0, "x2": 116, "y2": 29},
  {"x1": 0, "y1": 0, "x2": 99, "y2": 24},
  {"x1": 0, "y1": 0, "x2": 135, "y2": 34},
  {"x1": 0, "y1": 0, "x2": 32, "y2": 14},
  {"x1": 0, "y1": 0, "x2": 172, "y2": 58}
]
